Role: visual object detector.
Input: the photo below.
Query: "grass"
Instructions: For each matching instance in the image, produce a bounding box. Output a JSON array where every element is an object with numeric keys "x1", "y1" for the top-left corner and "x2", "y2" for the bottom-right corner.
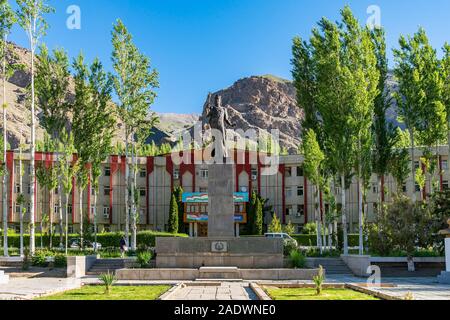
[
  {"x1": 265, "y1": 287, "x2": 379, "y2": 301},
  {"x1": 37, "y1": 285, "x2": 171, "y2": 300}
]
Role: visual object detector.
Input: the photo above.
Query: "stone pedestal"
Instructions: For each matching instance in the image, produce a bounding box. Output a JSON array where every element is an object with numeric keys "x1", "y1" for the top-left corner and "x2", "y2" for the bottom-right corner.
[
  {"x1": 208, "y1": 163, "x2": 235, "y2": 237},
  {"x1": 437, "y1": 238, "x2": 450, "y2": 284},
  {"x1": 0, "y1": 270, "x2": 9, "y2": 284}
]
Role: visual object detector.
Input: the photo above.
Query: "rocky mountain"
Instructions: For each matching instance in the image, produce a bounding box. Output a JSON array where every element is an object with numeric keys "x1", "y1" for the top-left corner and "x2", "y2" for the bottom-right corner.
[
  {"x1": 1, "y1": 42, "x2": 400, "y2": 153},
  {"x1": 202, "y1": 75, "x2": 303, "y2": 153}
]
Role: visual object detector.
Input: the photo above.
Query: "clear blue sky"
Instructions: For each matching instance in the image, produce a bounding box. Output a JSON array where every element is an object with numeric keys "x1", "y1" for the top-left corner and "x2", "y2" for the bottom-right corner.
[{"x1": 8, "y1": 0, "x2": 450, "y2": 114}]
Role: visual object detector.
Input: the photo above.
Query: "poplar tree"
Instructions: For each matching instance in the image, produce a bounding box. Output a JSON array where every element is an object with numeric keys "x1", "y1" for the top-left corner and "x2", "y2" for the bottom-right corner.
[
  {"x1": 72, "y1": 53, "x2": 114, "y2": 250},
  {"x1": 254, "y1": 196, "x2": 263, "y2": 236},
  {"x1": 168, "y1": 193, "x2": 178, "y2": 234},
  {"x1": 302, "y1": 129, "x2": 325, "y2": 252},
  {"x1": 371, "y1": 28, "x2": 397, "y2": 208},
  {"x1": 16, "y1": 0, "x2": 54, "y2": 254},
  {"x1": 1, "y1": 0, "x2": 17, "y2": 256},
  {"x1": 112, "y1": 19, "x2": 159, "y2": 250}
]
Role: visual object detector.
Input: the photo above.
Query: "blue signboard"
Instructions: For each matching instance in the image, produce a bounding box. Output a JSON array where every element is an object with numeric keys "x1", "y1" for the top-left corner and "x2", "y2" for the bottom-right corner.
[{"x1": 182, "y1": 192, "x2": 249, "y2": 203}]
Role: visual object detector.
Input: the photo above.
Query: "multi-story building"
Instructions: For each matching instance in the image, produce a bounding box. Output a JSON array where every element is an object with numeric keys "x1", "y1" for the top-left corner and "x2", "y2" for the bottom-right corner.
[{"x1": 1, "y1": 147, "x2": 449, "y2": 235}]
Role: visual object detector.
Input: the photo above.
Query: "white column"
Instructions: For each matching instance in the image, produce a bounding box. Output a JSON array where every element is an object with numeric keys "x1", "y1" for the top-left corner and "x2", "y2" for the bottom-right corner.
[
  {"x1": 189, "y1": 223, "x2": 193, "y2": 237},
  {"x1": 445, "y1": 238, "x2": 450, "y2": 272},
  {"x1": 235, "y1": 223, "x2": 240, "y2": 238},
  {"x1": 194, "y1": 223, "x2": 198, "y2": 238}
]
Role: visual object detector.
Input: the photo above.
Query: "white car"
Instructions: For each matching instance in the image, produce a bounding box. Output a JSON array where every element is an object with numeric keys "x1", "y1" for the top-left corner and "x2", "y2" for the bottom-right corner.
[{"x1": 264, "y1": 233, "x2": 298, "y2": 246}]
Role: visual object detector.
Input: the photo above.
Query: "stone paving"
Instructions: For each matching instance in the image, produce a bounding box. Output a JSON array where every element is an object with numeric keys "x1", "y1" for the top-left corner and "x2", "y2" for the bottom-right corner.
[
  {"x1": 163, "y1": 282, "x2": 258, "y2": 300},
  {"x1": 0, "y1": 277, "x2": 82, "y2": 300}
]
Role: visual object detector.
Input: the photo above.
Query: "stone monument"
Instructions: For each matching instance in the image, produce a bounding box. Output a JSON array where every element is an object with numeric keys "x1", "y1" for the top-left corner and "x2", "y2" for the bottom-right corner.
[
  {"x1": 437, "y1": 219, "x2": 450, "y2": 284},
  {"x1": 155, "y1": 94, "x2": 283, "y2": 269}
]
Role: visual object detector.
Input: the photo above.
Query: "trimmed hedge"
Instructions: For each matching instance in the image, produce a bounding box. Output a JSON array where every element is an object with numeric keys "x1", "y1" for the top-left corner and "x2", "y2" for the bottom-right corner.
[
  {"x1": 6, "y1": 231, "x2": 188, "y2": 248},
  {"x1": 292, "y1": 234, "x2": 360, "y2": 247}
]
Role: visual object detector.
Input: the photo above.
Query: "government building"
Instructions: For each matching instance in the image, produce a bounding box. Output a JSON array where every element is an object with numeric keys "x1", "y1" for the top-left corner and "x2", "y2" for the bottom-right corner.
[{"x1": 1, "y1": 146, "x2": 449, "y2": 236}]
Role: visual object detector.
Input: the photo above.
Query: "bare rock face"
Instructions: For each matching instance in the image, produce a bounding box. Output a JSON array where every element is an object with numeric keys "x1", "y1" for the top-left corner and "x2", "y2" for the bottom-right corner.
[{"x1": 202, "y1": 75, "x2": 303, "y2": 153}]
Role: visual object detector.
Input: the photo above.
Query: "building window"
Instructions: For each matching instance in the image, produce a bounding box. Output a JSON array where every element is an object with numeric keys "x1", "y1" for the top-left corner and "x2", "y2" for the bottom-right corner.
[
  {"x1": 90, "y1": 206, "x2": 96, "y2": 216},
  {"x1": 15, "y1": 165, "x2": 20, "y2": 175},
  {"x1": 104, "y1": 167, "x2": 111, "y2": 177},
  {"x1": 297, "y1": 186, "x2": 304, "y2": 197},
  {"x1": 372, "y1": 183, "x2": 379, "y2": 194},
  {"x1": 199, "y1": 187, "x2": 207, "y2": 193},
  {"x1": 200, "y1": 169, "x2": 208, "y2": 179},
  {"x1": 442, "y1": 160, "x2": 449, "y2": 170},
  {"x1": 103, "y1": 206, "x2": 110, "y2": 219},
  {"x1": 286, "y1": 205, "x2": 293, "y2": 216},
  {"x1": 91, "y1": 188, "x2": 95, "y2": 195},
  {"x1": 55, "y1": 188, "x2": 59, "y2": 195},
  {"x1": 103, "y1": 225, "x2": 111, "y2": 232},
  {"x1": 68, "y1": 225, "x2": 74, "y2": 234},
  {"x1": 27, "y1": 165, "x2": 32, "y2": 175},
  {"x1": 68, "y1": 204, "x2": 72, "y2": 215},
  {"x1": 285, "y1": 167, "x2": 292, "y2": 178},
  {"x1": 335, "y1": 187, "x2": 341, "y2": 195},
  {"x1": 443, "y1": 181, "x2": 449, "y2": 190},
  {"x1": 286, "y1": 187, "x2": 292, "y2": 198},
  {"x1": 54, "y1": 205, "x2": 60, "y2": 214},
  {"x1": 27, "y1": 184, "x2": 31, "y2": 195},
  {"x1": 139, "y1": 168, "x2": 146, "y2": 178},
  {"x1": 402, "y1": 184, "x2": 407, "y2": 193},
  {"x1": 104, "y1": 187, "x2": 111, "y2": 196},
  {"x1": 414, "y1": 161, "x2": 420, "y2": 170},
  {"x1": 15, "y1": 204, "x2": 21, "y2": 214},
  {"x1": 296, "y1": 167, "x2": 304, "y2": 177},
  {"x1": 15, "y1": 184, "x2": 21, "y2": 193},
  {"x1": 139, "y1": 188, "x2": 146, "y2": 197},
  {"x1": 415, "y1": 184, "x2": 421, "y2": 192},
  {"x1": 251, "y1": 169, "x2": 258, "y2": 181},
  {"x1": 297, "y1": 205, "x2": 305, "y2": 216},
  {"x1": 174, "y1": 169, "x2": 180, "y2": 180}
]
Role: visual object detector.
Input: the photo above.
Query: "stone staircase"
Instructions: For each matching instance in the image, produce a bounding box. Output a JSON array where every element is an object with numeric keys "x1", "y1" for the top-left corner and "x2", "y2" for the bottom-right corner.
[
  {"x1": 86, "y1": 259, "x2": 127, "y2": 275},
  {"x1": 196, "y1": 267, "x2": 242, "y2": 281},
  {"x1": 308, "y1": 258, "x2": 353, "y2": 275}
]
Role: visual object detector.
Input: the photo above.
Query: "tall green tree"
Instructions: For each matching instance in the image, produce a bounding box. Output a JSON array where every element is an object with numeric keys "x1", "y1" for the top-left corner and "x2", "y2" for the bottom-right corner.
[
  {"x1": 1, "y1": 0, "x2": 17, "y2": 256},
  {"x1": 393, "y1": 28, "x2": 441, "y2": 203},
  {"x1": 370, "y1": 27, "x2": 397, "y2": 208},
  {"x1": 441, "y1": 44, "x2": 450, "y2": 184},
  {"x1": 253, "y1": 196, "x2": 263, "y2": 236},
  {"x1": 35, "y1": 45, "x2": 70, "y2": 248},
  {"x1": 111, "y1": 19, "x2": 159, "y2": 250},
  {"x1": 302, "y1": 129, "x2": 325, "y2": 252},
  {"x1": 268, "y1": 212, "x2": 282, "y2": 233},
  {"x1": 168, "y1": 193, "x2": 178, "y2": 234},
  {"x1": 58, "y1": 130, "x2": 79, "y2": 255},
  {"x1": 16, "y1": 0, "x2": 54, "y2": 254},
  {"x1": 389, "y1": 128, "x2": 411, "y2": 194}
]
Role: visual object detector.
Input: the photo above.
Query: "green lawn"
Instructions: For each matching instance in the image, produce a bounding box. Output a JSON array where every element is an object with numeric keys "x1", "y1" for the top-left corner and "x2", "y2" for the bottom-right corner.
[
  {"x1": 265, "y1": 287, "x2": 379, "y2": 300},
  {"x1": 37, "y1": 285, "x2": 171, "y2": 300}
]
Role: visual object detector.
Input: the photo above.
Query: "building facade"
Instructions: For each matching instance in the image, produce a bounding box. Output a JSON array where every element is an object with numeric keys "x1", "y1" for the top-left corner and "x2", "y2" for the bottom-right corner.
[{"x1": 1, "y1": 147, "x2": 449, "y2": 235}]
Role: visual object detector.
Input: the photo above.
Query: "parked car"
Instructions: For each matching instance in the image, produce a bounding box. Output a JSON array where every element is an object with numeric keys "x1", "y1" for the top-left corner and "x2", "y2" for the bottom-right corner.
[
  {"x1": 69, "y1": 239, "x2": 102, "y2": 250},
  {"x1": 264, "y1": 233, "x2": 298, "y2": 246}
]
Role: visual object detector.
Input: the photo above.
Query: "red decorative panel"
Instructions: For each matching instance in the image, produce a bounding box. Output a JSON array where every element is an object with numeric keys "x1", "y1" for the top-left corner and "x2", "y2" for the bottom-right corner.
[
  {"x1": 6, "y1": 151, "x2": 14, "y2": 222},
  {"x1": 146, "y1": 156, "x2": 154, "y2": 225}
]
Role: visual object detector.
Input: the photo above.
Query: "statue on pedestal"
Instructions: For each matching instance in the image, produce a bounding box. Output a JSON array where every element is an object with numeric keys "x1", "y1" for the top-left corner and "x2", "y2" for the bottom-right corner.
[{"x1": 203, "y1": 94, "x2": 235, "y2": 159}]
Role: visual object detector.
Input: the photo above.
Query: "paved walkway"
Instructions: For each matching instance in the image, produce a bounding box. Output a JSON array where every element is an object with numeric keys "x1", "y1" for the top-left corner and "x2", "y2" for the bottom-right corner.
[
  {"x1": 0, "y1": 277, "x2": 82, "y2": 300},
  {"x1": 163, "y1": 282, "x2": 258, "y2": 300}
]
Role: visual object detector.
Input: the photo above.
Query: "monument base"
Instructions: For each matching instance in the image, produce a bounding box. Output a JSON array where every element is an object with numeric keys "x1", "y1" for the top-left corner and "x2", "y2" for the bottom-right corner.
[
  {"x1": 156, "y1": 237, "x2": 283, "y2": 269},
  {"x1": 437, "y1": 271, "x2": 450, "y2": 284}
]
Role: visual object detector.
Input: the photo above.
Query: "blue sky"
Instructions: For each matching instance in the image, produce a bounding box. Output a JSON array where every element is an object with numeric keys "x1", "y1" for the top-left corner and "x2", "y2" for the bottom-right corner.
[{"x1": 8, "y1": 0, "x2": 450, "y2": 114}]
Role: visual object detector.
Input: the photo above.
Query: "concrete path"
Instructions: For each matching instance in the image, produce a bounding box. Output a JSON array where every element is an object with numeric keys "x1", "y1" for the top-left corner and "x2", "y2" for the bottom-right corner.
[
  {"x1": 0, "y1": 277, "x2": 82, "y2": 300},
  {"x1": 163, "y1": 282, "x2": 258, "y2": 301}
]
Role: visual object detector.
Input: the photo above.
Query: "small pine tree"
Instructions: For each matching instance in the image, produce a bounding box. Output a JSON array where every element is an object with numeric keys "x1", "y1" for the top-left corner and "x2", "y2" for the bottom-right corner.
[
  {"x1": 253, "y1": 197, "x2": 263, "y2": 235},
  {"x1": 168, "y1": 193, "x2": 179, "y2": 234},
  {"x1": 174, "y1": 187, "x2": 185, "y2": 233},
  {"x1": 268, "y1": 213, "x2": 282, "y2": 233},
  {"x1": 283, "y1": 220, "x2": 296, "y2": 235}
]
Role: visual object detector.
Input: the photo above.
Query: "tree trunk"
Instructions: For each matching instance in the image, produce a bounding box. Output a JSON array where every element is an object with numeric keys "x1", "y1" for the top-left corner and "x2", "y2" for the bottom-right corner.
[
  {"x1": 315, "y1": 185, "x2": 322, "y2": 254},
  {"x1": 58, "y1": 183, "x2": 63, "y2": 248},
  {"x1": 407, "y1": 256, "x2": 415, "y2": 272},
  {"x1": 341, "y1": 175, "x2": 348, "y2": 255},
  {"x1": 79, "y1": 188, "x2": 83, "y2": 250},
  {"x1": 409, "y1": 130, "x2": 416, "y2": 203},
  {"x1": 65, "y1": 193, "x2": 69, "y2": 255},
  {"x1": 49, "y1": 190, "x2": 53, "y2": 249},
  {"x1": 358, "y1": 178, "x2": 364, "y2": 255},
  {"x1": 29, "y1": 44, "x2": 36, "y2": 255},
  {"x1": 2, "y1": 33, "x2": 8, "y2": 256},
  {"x1": 125, "y1": 131, "x2": 130, "y2": 247},
  {"x1": 94, "y1": 190, "x2": 98, "y2": 253},
  {"x1": 131, "y1": 146, "x2": 137, "y2": 251}
]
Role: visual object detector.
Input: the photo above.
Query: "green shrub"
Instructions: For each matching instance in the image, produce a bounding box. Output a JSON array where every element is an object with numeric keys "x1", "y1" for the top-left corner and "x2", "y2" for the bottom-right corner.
[
  {"x1": 313, "y1": 265, "x2": 325, "y2": 295},
  {"x1": 54, "y1": 254, "x2": 67, "y2": 268},
  {"x1": 283, "y1": 238, "x2": 298, "y2": 256},
  {"x1": 32, "y1": 249, "x2": 54, "y2": 267},
  {"x1": 289, "y1": 250, "x2": 306, "y2": 268},
  {"x1": 136, "y1": 251, "x2": 153, "y2": 268},
  {"x1": 302, "y1": 222, "x2": 317, "y2": 235},
  {"x1": 99, "y1": 271, "x2": 116, "y2": 294}
]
